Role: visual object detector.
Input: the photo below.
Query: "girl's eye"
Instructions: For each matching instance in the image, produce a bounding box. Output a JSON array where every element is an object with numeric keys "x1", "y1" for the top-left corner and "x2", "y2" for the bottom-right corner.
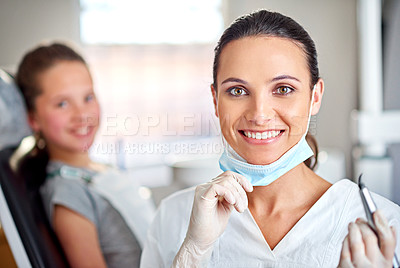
[
  {"x1": 275, "y1": 86, "x2": 294, "y2": 95},
  {"x1": 229, "y1": 87, "x2": 247, "y2": 96},
  {"x1": 57, "y1": 100, "x2": 68, "y2": 108},
  {"x1": 85, "y1": 94, "x2": 95, "y2": 102}
]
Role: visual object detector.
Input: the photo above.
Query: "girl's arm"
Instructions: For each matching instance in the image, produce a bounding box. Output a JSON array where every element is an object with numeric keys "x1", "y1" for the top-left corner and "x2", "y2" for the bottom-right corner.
[{"x1": 53, "y1": 205, "x2": 107, "y2": 268}]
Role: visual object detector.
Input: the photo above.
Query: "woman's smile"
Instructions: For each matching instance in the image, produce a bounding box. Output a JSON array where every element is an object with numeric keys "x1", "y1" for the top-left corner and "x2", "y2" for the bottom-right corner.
[{"x1": 239, "y1": 129, "x2": 284, "y2": 144}]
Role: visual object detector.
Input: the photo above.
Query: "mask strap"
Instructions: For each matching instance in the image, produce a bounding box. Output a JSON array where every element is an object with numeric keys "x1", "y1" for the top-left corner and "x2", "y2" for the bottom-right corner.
[{"x1": 304, "y1": 84, "x2": 317, "y2": 136}]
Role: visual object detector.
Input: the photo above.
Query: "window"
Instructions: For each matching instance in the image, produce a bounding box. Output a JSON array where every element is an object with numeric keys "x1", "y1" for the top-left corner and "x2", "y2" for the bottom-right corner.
[
  {"x1": 80, "y1": 1, "x2": 224, "y2": 186},
  {"x1": 80, "y1": 0, "x2": 223, "y2": 44}
]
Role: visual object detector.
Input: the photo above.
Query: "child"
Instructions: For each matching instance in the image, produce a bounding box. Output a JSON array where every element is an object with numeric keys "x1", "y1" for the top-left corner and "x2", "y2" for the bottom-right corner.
[{"x1": 16, "y1": 43, "x2": 154, "y2": 268}]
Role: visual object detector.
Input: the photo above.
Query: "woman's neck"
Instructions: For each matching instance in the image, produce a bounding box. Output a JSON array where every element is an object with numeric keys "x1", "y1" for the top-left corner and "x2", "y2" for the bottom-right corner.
[{"x1": 247, "y1": 163, "x2": 331, "y2": 216}]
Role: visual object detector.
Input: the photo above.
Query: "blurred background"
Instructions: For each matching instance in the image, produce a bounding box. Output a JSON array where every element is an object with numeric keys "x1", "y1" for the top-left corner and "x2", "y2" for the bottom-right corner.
[
  {"x1": 1, "y1": 0, "x2": 400, "y2": 266},
  {"x1": 1, "y1": 0, "x2": 399, "y2": 204}
]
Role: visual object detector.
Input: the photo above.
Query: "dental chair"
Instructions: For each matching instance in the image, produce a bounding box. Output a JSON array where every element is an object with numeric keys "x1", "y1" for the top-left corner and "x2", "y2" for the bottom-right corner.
[{"x1": 0, "y1": 69, "x2": 69, "y2": 267}]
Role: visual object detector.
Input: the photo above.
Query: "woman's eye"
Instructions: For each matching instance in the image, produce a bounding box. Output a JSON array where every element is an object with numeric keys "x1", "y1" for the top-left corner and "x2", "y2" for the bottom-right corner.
[
  {"x1": 275, "y1": 86, "x2": 294, "y2": 95},
  {"x1": 229, "y1": 87, "x2": 247, "y2": 96}
]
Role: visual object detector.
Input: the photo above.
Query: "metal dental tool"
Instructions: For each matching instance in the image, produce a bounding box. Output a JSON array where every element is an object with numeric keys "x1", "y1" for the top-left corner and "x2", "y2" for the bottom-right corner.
[{"x1": 358, "y1": 174, "x2": 399, "y2": 268}]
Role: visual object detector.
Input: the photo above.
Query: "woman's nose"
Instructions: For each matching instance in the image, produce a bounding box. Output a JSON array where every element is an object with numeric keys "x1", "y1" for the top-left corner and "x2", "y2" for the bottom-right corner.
[{"x1": 245, "y1": 95, "x2": 275, "y2": 125}]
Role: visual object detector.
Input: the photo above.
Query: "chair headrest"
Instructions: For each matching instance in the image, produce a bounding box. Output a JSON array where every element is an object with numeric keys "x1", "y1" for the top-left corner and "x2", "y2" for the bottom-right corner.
[{"x1": 0, "y1": 69, "x2": 32, "y2": 149}]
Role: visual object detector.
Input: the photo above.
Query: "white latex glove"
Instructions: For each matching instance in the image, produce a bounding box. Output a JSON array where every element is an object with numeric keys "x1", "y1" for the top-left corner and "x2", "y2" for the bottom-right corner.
[
  {"x1": 172, "y1": 171, "x2": 253, "y2": 267},
  {"x1": 339, "y1": 210, "x2": 397, "y2": 268}
]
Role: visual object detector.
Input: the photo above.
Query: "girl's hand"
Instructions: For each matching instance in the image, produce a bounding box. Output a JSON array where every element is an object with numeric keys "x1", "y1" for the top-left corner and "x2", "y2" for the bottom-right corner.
[
  {"x1": 339, "y1": 210, "x2": 397, "y2": 268},
  {"x1": 173, "y1": 171, "x2": 253, "y2": 267}
]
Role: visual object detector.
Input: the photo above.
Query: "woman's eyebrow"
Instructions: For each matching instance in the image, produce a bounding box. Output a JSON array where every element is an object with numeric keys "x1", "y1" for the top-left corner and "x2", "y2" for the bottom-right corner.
[
  {"x1": 270, "y1": 75, "x2": 300, "y2": 83},
  {"x1": 221, "y1": 77, "x2": 248, "y2": 85}
]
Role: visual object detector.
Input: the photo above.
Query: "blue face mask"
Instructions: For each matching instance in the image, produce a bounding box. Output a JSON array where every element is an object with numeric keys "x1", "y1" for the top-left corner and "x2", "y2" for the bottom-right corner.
[{"x1": 218, "y1": 86, "x2": 316, "y2": 186}]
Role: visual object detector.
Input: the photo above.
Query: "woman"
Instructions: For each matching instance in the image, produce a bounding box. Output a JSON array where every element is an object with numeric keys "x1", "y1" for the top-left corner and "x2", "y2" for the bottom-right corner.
[
  {"x1": 16, "y1": 43, "x2": 154, "y2": 268},
  {"x1": 141, "y1": 10, "x2": 400, "y2": 267}
]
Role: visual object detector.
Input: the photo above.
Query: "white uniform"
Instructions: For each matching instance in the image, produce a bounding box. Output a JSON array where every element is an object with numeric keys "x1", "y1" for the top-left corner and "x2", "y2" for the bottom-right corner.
[{"x1": 140, "y1": 179, "x2": 400, "y2": 268}]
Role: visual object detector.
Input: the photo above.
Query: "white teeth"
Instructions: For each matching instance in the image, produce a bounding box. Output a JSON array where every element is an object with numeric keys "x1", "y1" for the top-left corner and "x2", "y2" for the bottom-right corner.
[
  {"x1": 76, "y1": 127, "x2": 89, "y2": 135},
  {"x1": 262, "y1": 132, "x2": 267, "y2": 139},
  {"x1": 244, "y1": 130, "x2": 280, "y2": 140}
]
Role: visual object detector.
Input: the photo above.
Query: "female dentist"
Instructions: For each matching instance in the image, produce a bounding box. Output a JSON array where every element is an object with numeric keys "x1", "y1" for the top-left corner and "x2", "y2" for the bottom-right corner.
[{"x1": 141, "y1": 10, "x2": 400, "y2": 267}]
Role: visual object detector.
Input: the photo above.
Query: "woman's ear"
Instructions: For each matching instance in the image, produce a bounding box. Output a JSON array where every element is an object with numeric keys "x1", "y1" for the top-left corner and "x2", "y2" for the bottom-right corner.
[
  {"x1": 211, "y1": 84, "x2": 219, "y2": 118},
  {"x1": 311, "y1": 78, "x2": 324, "y2": 115}
]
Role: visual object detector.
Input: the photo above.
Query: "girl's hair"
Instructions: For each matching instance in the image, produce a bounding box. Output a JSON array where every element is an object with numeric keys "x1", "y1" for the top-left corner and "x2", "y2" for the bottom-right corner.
[
  {"x1": 15, "y1": 43, "x2": 87, "y2": 189},
  {"x1": 16, "y1": 43, "x2": 86, "y2": 112},
  {"x1": 213, "y1": 10, "x2": 319, "y2": 170}
]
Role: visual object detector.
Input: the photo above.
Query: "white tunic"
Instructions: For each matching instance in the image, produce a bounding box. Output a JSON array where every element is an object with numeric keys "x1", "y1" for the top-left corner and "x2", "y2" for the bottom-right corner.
[{"x1": 140, "y1": 179, "x2": 400, "y2": 268}]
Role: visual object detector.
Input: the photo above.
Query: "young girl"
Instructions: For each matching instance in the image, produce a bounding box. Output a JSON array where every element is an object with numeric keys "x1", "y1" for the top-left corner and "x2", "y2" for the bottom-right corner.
[
  {"x1": 16, "y1": 43, "x2": 153, "y2": 268},
  {"x1": 141, "y1": 10, "x2": 400, "y2": 267}
]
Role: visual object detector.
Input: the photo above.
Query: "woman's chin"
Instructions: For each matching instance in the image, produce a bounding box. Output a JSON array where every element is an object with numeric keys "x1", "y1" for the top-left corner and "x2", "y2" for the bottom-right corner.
[{"x1": 243, "y1": 155, "x2": 279, "y2": 165}]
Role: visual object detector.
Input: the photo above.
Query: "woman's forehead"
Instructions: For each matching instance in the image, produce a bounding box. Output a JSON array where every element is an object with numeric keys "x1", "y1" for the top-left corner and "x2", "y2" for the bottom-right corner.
[{"x1": 217, "y1": 36, "x2": 310, "y2": 84}]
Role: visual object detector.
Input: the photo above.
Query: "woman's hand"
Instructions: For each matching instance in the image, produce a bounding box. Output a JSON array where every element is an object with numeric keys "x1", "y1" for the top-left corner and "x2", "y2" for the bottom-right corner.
[
  {"x1": 172, "y1": 171, "x2": 253, "y2": 267},
  {"x1": 339, "y1": 210, "x2": 397, "y2": 268}
]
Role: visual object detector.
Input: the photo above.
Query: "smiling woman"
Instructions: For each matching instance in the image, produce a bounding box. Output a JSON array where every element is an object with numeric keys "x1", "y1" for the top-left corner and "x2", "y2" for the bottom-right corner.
[
  {"x1": 140, "y1": 10, "x2": 400, "y2": 268},
  {"x1": 213, "y1": 37, "x2": 321, "y2": 166}
]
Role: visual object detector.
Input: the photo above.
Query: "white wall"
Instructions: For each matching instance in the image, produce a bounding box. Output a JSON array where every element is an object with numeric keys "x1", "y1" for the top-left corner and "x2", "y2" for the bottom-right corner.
[
  {"x1": 223, "y1": 0, "x2": 358, "y2": 177},
  {"x1": 0, "y1": 0, "x2": 81, "y2": 72},
  {"x1": 383, "y1": 0, "x2": 400, "y2": 203}
]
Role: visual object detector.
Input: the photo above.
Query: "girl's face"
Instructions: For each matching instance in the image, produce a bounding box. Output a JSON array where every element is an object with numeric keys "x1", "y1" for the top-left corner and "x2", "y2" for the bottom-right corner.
[
  {"x1": 29, "y1": 61, "x2": 100, "y2": 158},
  {"x1": 212, "y1": 36, "x2": 323, "y2": 165}
]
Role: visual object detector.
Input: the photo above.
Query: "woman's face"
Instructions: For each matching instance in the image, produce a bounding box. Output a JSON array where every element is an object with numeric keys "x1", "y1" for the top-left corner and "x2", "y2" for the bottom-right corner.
[
  {"x1": 29, "y1": 60, "x2": 100, "y2": 158},
  {"x1": 212, "y1": 36, "x2": 323, "y2": 165}
]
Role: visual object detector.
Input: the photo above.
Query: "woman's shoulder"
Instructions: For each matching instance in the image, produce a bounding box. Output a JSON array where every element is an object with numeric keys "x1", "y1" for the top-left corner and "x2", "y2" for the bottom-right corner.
[
  {"x1": 149, "y1": 186, "x2": 196, "y2": 232},
  {"x1": 158, "y1": 186, "x2": 196, "y2": 213},
  {"x1": 331, "y1": 178, "x2": 400, "y2": 222},
  {"x1": 142, "y1": 187, "x2": 195, "y2": 265},
  {"x1": 332, "y1": 178, "x2": 400, "y2": 208}
]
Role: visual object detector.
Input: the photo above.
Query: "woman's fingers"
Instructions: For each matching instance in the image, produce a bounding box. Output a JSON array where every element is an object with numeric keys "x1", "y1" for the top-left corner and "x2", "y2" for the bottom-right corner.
[
  {"x1": 373, "y1": 210, "x2": 397, "y2": 261},
  {"x1": 224, "y1": 172, "x2": 253, "y2": 212},
  {"x1": 225, "y1": 174, "x2": 249, "y2": 212},
  {"x1": 355, "y1": 219, "x2": 380, "y2": 262},
  {"x1": 231, "y1": 172, "x2": 253, "y2": 193},
  {"x1": 339, "y1": 236, "x2": 354, "y2": 268},
  {"x1": 339, "y1": 214, "x2": 396, "y2": 268},
  {"x1": 348, "y1": 222, "x2": 369, "y2": 266},
  {"x1": 201, "y1": 171, "x2": 252, "y2": 213}
]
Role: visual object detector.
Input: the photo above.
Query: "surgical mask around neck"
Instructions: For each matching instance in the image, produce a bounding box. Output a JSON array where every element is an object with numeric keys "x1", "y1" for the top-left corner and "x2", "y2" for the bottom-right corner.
[{"x1": 219, "y1": 86, "x2": 316, "y2": 186}]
